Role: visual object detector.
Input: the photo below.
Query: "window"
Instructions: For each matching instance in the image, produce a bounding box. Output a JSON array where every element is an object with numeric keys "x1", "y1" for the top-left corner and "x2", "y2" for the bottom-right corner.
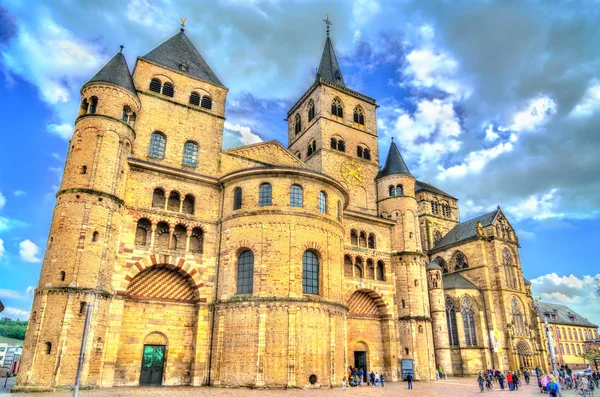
[
  {"x1": 350, "y1": 229, "x2": 358, "y2": 246},
  {"x1": 201, "y1": 96, "x2": 212, "y2": 109},
  {"x1": 363, "y1": 149, "x2": 371, "y2": 160},
  {"x1": 576, "y1": 344, "x2": 581, "y2": 354},
  {"x1": 453, "y1": 251, "x2": 468, "y2": 270},
  {"x1": 512, "y1": 298, "x2": 526, "y2": 336},
  {"x1": 353, "y1": 106, "x2": 365, "y2": 125},
  {"x1": 152, "y1": 188, "x2": 166, "y2": 209},
  {"x1": 568, "y1": 328, "x2": 572, "y2": 340},
  {"x1": 307, "y1": 140, "x2": 316, "y2": 157},
  {"x1": 331, "y1": 137, "x2": 337, "y2": 149},
  {"x1": 396, "y1": 185, "x2": 403, "y2": 195},
  {"x1": 162, "y1": 82, "x2": 174, "y2": 97},
  {"x1": 182, "y1": 194, "x2": 195, "y2": 215},
  {"x1": 79, "y1": 301, "x2": 87, "y2": 314},
  {"x1": 357, "y1": 146, "x2": 363, "y2": 158},
  {"x1": 578, "y1": 329, "x2": 583, "y2": 340},
  {"x1": 182, "y1": 141, "x2": 198, "y2": 167},
  {"x1": 331, "y1": 97, "x2": 343, "y2": 118},
  {"x1": 368, "y1": 233, "x2": 375, "y2": 249},
  {"x1": 259, "y1": 183, "x2": 272, "y2": 207},
  {"x1": 189, "y1": 227, "x2": 203, "y2": 254},
  {"x1": 308, "y1": 100, "x2": 315, "y2": 122},
  {"x1": 414, "y1": 279, "x2": 419, "y2": 287},
  {"x1": 122, "y1": 105, "x2": 131, "y2": 122},
  {"x1": 462, "y1": 298, "x2": 477, "y2": 346},
  {"x1": 173, "y1": 224, "x2": 187, "y2": 251},
  {"x1": 81, "y1": 165, "x2": 87, "y2": 174},
  {"x1": 337, "y1": 139, "x2": 345, "y2": 152},
  {"x1": 294, "y1": 114, "x2": 301, "y2": 134},
  {"x1": 237, "y1": 250, "x2": 254, "y2": 294},
  {"x1": 359, "y1": 231, "x2": 367, "y2": 247},
  {"x1": 418, "y1": 325, "x2": 423, "y2": 333},
  {"x1": 79, "y1": 99, "x2": 89, "y2": 116},
  {"x1": 337, "y1": 200, "x2": 341, "y2": 221},
  {"x1": 503, "y1": 248, "x2": 517, "y2": 289},
  {"x1": 148, "y1": 132, "x2": 166, "y2": 159},
  {"x1": 389, "y1": 186, "x2": 396, "y2": 196},
  {"x1": 92, "y1": 231, "x2": 99, "y2": 242},
  {"x1": 233, "y1": 187, "x2": 242, "y2": 210},
  {"x1": 354, "y1": 259, "x2": 363, "y2": 278},
  {"x1": 168, "y1": 191, "x2": 180, "y2": 212},
  {"x1": 302, "y1": 250, "x2": 319, "y2": 294},
  {"x1": 135, "y1": 218, "x2": 151, "y2": 246},
  {"x1": 446, "y1": 298, "x2": 459, "y2": 346},
  {"x1": 149, "y1": 78, "x2": 162, "y2": 93},
  {"x1": 344, "y1": 255, "x2": 353, "y2": 276},
  {"x1": 290, "y1": 184, "x2": 303, "y2": 207},
  {"x1": 566, "y1": 344, "x2": 571, "y2": 354},
  {"x1": 366, "y1": 259, "x2": 374, "y2": 279},
  {"x1": 401, "y1": 299, "x2": 406, "y2": 308},
  {"x1": 431, "y1": 200, "x2": 439, "y2": 215},
  {"x1": 189, "y1": 92, "x2": 200, "y2": 106},
  {"x1": 318, "y1": 191, "x2": 327, "y2": 213},
  {"x1": 89, "y1": 97, "x2": 98, "y2": 114},
  {"x1": 376, "y1": 261, "x2": 385, "y2": 281},
  {"x1": 60, "y1": 271, "x2": 66, "y2": 281},
  {"x1": 155, "y1": 222, "x2": 170, "y2": 250},
  {"x1": 45, "y1": 342, "x2": 52, "y2": 355}
]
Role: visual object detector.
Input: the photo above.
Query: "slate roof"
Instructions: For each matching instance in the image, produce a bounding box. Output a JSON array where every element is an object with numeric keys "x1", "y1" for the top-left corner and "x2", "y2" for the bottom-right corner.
[
  {"x1": 534, "y1": 302, "x2": 598, "y2": 328},
  {"x1": 376, "y1": 141, "x2": 412, "y2": 179},
  {"x1": 524, "y1": 278, "x2": 532, "y2": 286},
  {"x1": 85, "y1": 52, "x2": 137, "y2": 97},
  {"x1": 443, "y1": 273, "x2": 479, "y2": 290},
  {"x1": 317, "y1": 36, "x2": 345, "y2": 86},
  {"x1": 141, "y1": 31, "x2": 224, "y2": 87},
  {"x1": 427, "y1": 261, "x2": 442, "y2": 270},
  {"x1": 431, "y1": 209, "x2": 500, "y2": 252},
  {"x1": 415, "y1": 180, "x2": 457, "y2": 200}
]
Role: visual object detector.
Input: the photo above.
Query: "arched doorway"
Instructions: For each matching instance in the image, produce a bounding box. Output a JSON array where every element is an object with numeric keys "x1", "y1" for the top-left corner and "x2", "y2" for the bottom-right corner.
[
  {"x1": 515, "y1": 340, "x2": 533, "y2": 370},
  {"x1": 346, "y1": 289, "x2": 392, "y2": 381},
  {"x1": 140, "y1": 332, "x2": 168, "y2": 386}
]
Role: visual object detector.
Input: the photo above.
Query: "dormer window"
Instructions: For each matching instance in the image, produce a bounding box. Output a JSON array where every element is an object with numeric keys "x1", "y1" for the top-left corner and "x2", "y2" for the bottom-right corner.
[{"x1": 179, "y1": 63, "x2": 189, "y2": 72}]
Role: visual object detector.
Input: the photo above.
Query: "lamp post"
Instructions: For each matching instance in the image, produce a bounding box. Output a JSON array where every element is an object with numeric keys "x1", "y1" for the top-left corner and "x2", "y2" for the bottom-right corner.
[
  {"x1": 73, "y1": 301, "x2": 93, "y2": 397},
  {"x1": 544, "y1": 318, "x2": 557, "y2": 375}
]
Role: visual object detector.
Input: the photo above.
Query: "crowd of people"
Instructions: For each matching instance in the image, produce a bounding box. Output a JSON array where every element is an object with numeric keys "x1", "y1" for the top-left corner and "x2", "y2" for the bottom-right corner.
[
  {"x1": 537, "y1": 365, "x2": 599, "y2": 395},
  {"x1": 342, "y1": 367, "x2": 386, "y2": 389},
  {"x1": 477, "y1": 369, "x2": 527, "y2": 392}
]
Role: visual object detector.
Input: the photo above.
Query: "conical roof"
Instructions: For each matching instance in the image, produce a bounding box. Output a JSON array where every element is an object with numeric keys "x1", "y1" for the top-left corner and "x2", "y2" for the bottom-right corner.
[
  {"x1": 376, "y1": 140, "x2": 412, "y2": 179},
  {"x1": 85, "y1": 52, "x2": 137, "y2": 97},
  {"x1": 141, "y1": 31, "x2": 224, "y2": 87},
  {"x1": 317, "y1": 36, "x2": 345, "y2": 86}
]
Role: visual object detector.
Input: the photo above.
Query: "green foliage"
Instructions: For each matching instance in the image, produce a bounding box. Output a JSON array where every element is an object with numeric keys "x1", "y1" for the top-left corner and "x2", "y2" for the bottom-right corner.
[{"x1": 0, "y1": 318, "x2": 27, "y2": 340}]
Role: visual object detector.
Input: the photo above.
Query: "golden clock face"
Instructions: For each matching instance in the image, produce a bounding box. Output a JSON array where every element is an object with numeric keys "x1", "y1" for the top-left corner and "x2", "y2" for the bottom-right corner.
[{"x1": 341, "y1": 160, "x2": 364, "y2": 186}]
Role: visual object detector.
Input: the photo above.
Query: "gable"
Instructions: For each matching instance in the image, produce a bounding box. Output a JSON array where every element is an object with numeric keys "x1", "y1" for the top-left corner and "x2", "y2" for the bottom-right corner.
[{"x1": 220, "y1": 140, "x2": 307, "y2": 176}]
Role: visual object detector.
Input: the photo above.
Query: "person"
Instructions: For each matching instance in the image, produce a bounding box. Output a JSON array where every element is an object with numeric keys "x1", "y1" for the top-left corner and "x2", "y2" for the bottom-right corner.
[
  {"x1": 513, "y1": 371, "x2": 520, "y2": 391},
  {"x1": 540, "y1": 374, "x2": 549, "y2": 393},
  {"x1": 358, "y1": 368, "x2": 364, "y2": 387},
  {"x1": 547, "y1": 376, "x2": 560, "y2": 397},
  {"x1": 477, "y1": 373, "x2": 485, "y2": 393},
  {"x1": 438, "y1": 365, "x2": 443, "y2": 380},
  {"x1": 374, "y1": 372, "x2": 379, "y2": 387},
  {"x1": 369, "y1": 371, "x2": 375, "y2": 386},
  {"x1": 507, "y1": 371, "x2": 514, "y2": 391},
  {"x1": 342, "y1": 376, "x2": 347, "y2": 391},
  {"x1": 580, "y1": 375, "x2": 589, "y2": 395},
  {"x1": 524, "y1": 369, "x2": 530, "y2": 385},
  {"x1": 407, "y1": 372, "x2": 413, "y2": 390},
  {"x1": 380, "y1": 373, "x2": 385, "y2": 387},
  {"x1": 499, "y1": 372, "x2": 505, "y2": 390},
  {"x1": 485, "y1": 373, "x2": 493, "y2": 391}
]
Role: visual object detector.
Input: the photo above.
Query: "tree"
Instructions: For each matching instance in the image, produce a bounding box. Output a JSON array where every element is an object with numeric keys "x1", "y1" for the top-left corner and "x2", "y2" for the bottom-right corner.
[{"x1": 0, "y1": 318, "x2": 27, "y2": 340}]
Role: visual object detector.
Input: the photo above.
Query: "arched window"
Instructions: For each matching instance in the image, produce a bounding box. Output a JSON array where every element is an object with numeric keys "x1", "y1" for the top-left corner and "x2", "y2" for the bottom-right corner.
[
  {"x1": 290, "y1": 184, "x2": 303, "y2": 207},
  {"x1": 155, "y1": 221, "x2": 170, "y2": 250},
  {"x1": 128, "y1": 112, "x2": 136, "y2": 127},
  {"x1": 182, "y1": 194, "x2": 195, "y2": 215},
  {"x1": 337, "y1": 139, "x2": 345, "y2": 152},
  {"x1": 167, "y1": 191, "x2": 180, "y2": 212},
  {"x1": 318, "y1": 191, "x2": 327, "y2": 213},
  {"x1": 122, "y1": 105, "x2": 132, "y2": 122},
  {"x1": 172, "y1": 224, "x2": 187, "y2": 251},
  {"x1": 162, "y1": 82, "x2": 174, "y2": 97},
  {"x1": 357, "y1": 146, "x2": 363, "y2": 158},
  {"x1": 363, "y1": 148, "x2": 371, "y2": 160},
  {"x1": 566, "y1": 344, "x2": 571, "y2": 354},
  {"x1": 359, "y1": 231, "x2": 367, "y2": 247},
  {"x1": 92, "y1": 231, "x2": 99, "y2": 242},
  {"x1": 135, "y1": 219, "x2": 151, "y2": 247},
  {"x1": 201, "y1": 96, "x2": 212, "y2": 109},
  {"x1": 152, "y1": 188, "x2": 166, "y2": 208},
  {"x1": 182, "y1": 141, "x2": 198, "y2": 167},
  {"x1": 503, "y1": 248, "x2": 517, "y2": 289},
  {"x1": 79, "y1": 98, "x2": 89, "y2": 116},
  {"x1": 337, "y1": 200, "x2": 341, "y2": 221},
  {"x1": 259, "y1": 183, "x2": 272, "y2": 207},
  {"x1": 366, "y1": 259, "x2": 375, "y2": 279},
  {"x1": 576, "y1": 344, "x2": 581, "y2": 354},
  {"x1": 376, "y1": 260, "x2": 385, "y2": 281},
  {"x1": 331, "y1": 97, "x2": 343, "y2": 118},
  {"x1": 434, "y1": 257, "x2": 448, "y2": 274},
  {"x1": 431, "y1": 200, "x2": 439, "y2": 215},
  {"x1": 307, "y1": 140, "x2": 316, "y2": 157},
  {"x1": 60, "y1": 271, "x2": 66, "y2": 281},
  {"x1": 233, "y1": 187, "x2": 242, "y2": 210},
  {"x1": 368, "y1": 233, "x2": 375, "y2": 249},
  {"x1": 89, "y1": 96, "x2": 98, "y2": 114},
  {"x1": 81, "y1": 165, "x2": 87, "y2": 174},
  {"x1": 308, "y1": 100, "x2": 315, "y2": 122},
  {"x1": 433, "y1": 230, "x2": 442, "y2": 245},
  {"x1": 353, "y1": 106, "x2": 365, "y2": 125},
  {"x1": 237, "y1": 250, "x2": 254, "y2": 294},
  {"x1": 511, "y1": 297, "x2": 526, "y2": 336},
  {"x1": 414, "y1": 279, "x2": 419, "y2": 286},
  {"x1": 330, "y1": 137, "x2": 337, "y2": 149},
  {"x1": 401, "y1": 299, "x2": 406, "y2": 308},
  {"x1": 149, "y1": 78, "x2": 162, "y2": 93},
  {"x1": 45, "y1": 342, "x2": 52, "y2": 354},
  {"x1": 453, "y1": 251, "x2": 468, "y2": 270},
  {"x1": 189, "y1": 227, "x2": 203, "y2": 254},
  {"x1": 396, "y1": 185, "x2": 403, "y2": 195},
  {"x1": 418, "y1": 325, "x2": 423, "y2": 333},
  {"x1": 446, "y1": 297, "x2": 459, "y2": 346},
  {"x1": 294, "y1": 113, "x2": 301, "y2": 134},
  {"x1": 302, "y1": 250, "x2": 319, "y2": 295},
  {"x1": 354, "y1": 260, "x2": 363, "y2": 278},
  {"x1": 568, "y1": 328, "x2": 572, "y2": 339},
  {"x1": 389, "y1": 185, "x2": 396, "y2": 196},
  {"x1": 189, "y1": 92, "x2": 201, "y2": 106},
  {"x1": 148, "y1": 132, "x2": 166, "y2": 159},
  {"x1": 462, "y1": 298, "x2": 477, "y2": 346},
  {"x1": 344, "y1": 255, "x2": 353, "y2": 276},
  {"x1": 350, "y1": 229, "x2": 358, "y2": 246}
]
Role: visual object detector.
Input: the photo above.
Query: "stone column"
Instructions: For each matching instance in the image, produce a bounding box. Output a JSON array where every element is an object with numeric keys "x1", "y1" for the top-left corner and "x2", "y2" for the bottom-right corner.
[
  {"x1": 287, "y1": 307, "x2": 297, "y2": 387},
  {"x1": 168, "y1": 226, "x2": 174, "y2": 250},
  {"x1": 255, "y1": 307, "x2": 267, "y2": 387},
  {"x1": 150, "y1": 224, "x2": 157, "y2": 248},
  {"x1": 185, "y1": 229, "x2": 192, "y2": 252}
]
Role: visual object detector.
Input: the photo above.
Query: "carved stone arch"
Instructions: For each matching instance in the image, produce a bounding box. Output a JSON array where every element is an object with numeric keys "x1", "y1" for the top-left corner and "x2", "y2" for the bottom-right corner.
[
  {"x1": 119, "y1": 255, "x2": 203, "y2": 293},
  {"x1": 234, "y1": 239, "x2": 258, "y2": 254},
  {"x1": 151, "y1": 73, "x2": 174, "y2": 84},
  {"x1": 144, "y1": 331, "x2": 168, "y2": 345},
  {"x1": 459, "y1": 294, "x2": 479, "y2": 310},
  {"x1": 302, "y1": 241, "x2": 323, "y2": 254},
  {"x1": 345, "y1": 287, "x2": 389, "y2": 316}
]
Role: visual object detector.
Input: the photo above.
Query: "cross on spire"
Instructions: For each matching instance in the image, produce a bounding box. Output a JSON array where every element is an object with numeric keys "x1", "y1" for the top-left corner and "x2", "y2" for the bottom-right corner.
[
  {"x1": 180, "y1": 18, "x2": 187, "y2": 32},
  {"x1": 323, "y1": 14, "x2": 332, "y2": 36}
]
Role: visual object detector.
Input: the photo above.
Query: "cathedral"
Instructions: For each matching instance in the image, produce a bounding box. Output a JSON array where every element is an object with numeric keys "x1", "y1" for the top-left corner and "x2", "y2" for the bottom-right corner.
[{"x1": 15, "y1": 21, "x2": 550, "y2": 391}]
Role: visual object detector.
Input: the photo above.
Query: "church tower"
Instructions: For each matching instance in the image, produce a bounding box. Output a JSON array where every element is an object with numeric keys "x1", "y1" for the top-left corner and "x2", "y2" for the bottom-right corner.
[
  {"x1": 17, "y1": 50, "x2": 139, "y2": 388},
  {"x1": 376, "y1": 141, "x2": 437, "y2": 380},
  {"x1": 427, "y1": 261, "x2": 453, "y2": 376},
  {"x1": 287, "y1": 17, "x2": 379, "y2": 214}
]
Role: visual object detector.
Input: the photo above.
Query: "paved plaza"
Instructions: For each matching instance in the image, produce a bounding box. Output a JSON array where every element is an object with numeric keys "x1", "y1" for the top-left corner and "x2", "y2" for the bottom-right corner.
[{"x1": 1, "y1": 378, "x2": 547, "y2": 397}]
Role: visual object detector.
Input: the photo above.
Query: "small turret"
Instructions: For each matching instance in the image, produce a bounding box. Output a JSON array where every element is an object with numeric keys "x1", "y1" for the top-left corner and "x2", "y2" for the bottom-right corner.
[{"x1": 427, "y1": 261, "x2": 453, "y2": 376}]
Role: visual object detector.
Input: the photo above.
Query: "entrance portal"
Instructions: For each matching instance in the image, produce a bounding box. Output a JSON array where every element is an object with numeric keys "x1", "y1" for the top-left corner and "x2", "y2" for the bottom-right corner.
[
  {"x1": 354, "y1": 351, "x2": 367, "y2": 382},
  {"x1": 140, "y1": 345, "x2": 165, "y2": 386}
]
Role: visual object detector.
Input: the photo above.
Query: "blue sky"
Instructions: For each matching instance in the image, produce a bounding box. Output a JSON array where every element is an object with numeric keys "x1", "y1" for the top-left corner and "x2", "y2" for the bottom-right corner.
[{"x1": 0, "y1": 0, "x2": 599, "y2": 325}]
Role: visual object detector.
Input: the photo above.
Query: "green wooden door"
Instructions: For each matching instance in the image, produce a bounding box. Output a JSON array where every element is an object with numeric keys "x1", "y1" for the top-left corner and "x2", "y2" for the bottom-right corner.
[{"x1": 140, "y1": 345, "x2": 165, "y2": 386}]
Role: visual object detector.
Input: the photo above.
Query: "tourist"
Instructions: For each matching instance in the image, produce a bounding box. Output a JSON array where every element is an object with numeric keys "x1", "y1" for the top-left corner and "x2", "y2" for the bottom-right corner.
[
  {"x1": 540, "y1": 373, "x2": 549, "y2": 393},
  {"x1": 407, "y1": 372, "x2": 413, "y2": 390},
  {"x1": 374, "y1": 371, "x2": 380, "y2": 386},
  {"x1": 358, "y1": 368, "x2": 364, "y2": 387},
  {"x1": 438, "y1": 365, "x2": 444, "y2": 380},
  {"x1": 523, "y1": 369, "x2": 530, "y2": 385},
  {"x1": 380, "y1": 373, "x2": 385, "y2": 387},
  {"x1": 499, "y1": 372, "x2": 506, "y2": 390},
  {"x1": 547, "y1": 376, "x2": 560, "y2": 397},
  {"x1": 369, "y1": 371, "x2": 375, "y2": 386},
  {"x1": 507, "y1": 371, "x2": 514, "y2": 391},
  {"x1": 342, "y1": 376, "x2": 346, "y2": 391},
  {"x1": 513, "y1": 371, "x2": 520, "y2": 390},
  {"x1": 477, "y1": 372, "x2": 485, "y2": 393}
]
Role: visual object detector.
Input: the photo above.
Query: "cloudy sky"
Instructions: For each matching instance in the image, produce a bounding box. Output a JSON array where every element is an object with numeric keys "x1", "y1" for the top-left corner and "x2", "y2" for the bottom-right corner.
[{"x1": 0, "y1": 0, "x2": 599, "y2": 326}]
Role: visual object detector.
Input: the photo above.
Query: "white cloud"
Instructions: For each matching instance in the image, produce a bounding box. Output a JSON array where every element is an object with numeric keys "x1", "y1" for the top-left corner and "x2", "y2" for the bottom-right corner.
[
  {"x1": 0, "y1": 238, "x2": 4, "y2": 259},
  {"x1": 403, "y1": 48, "x2": 469, "y2": 98},
  {"x1": 47, "y1": 123, "x2": 73, "y2": 140},
  {"x1": 0, "y1": 217, "x2": 27, "y2": 232},
  {"x1": 516, "y1": 229, "x2": 535, "y2": 240},
  {"x1": 506, "y1": 188, "x2": 563, "y2": 221},
  {"x1": 503, "y1": 95, "x2": 557, "y2": 134},
  {"x1": 0, "y1": 289, "x2": 25, "y2": 300},
  {"x1": 0, "y1": 192, "x2": 6, "y2": 210},
  {"x1": 19, "y1": 239, "x2": 42, "y2": 263},
  {"x1": 51, "y1": 153, "x2": 61, "y2": 160},
  {"x1": 26, "y1": 286, "x2": 35, "y2": 294},
  {"x1": 1, "y1": 307, "x2": 30, "y2": 320},
  {"x1": 460, "y1": 199, "x2": 487, "y2": 219},
  {"x1": 438, "y1": 141, "x2": 513, "y2": 180},
  {"x1": 570, "y1": 79, "x2": 600, "y2": 118},
  {"x1": 484, "y1": 123, "x2": 500, "y2": 142},
  {"x1": 13, "y1": 190, "x2": 26, "y2": 197},
  {"x1": 224, "y1": 122, "x2": 263, "y2": 145}
]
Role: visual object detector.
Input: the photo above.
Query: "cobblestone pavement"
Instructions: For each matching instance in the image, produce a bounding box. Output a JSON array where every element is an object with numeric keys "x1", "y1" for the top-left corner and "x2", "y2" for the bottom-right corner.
[{"x1": 1, "y1": 378, "x2": 547, "y2": 397}]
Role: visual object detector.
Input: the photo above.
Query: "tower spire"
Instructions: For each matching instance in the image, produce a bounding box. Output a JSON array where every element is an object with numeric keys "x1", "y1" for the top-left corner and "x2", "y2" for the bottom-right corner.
[
  {"x1": 323, "y1": 14, "x2": 332, "y2": 37},
  {"x1": 317, "y1": 15, "x2": 345, "y2": 87},
  {"x1": 376, "y1": 140, "x2": 412, "y2": 179}
]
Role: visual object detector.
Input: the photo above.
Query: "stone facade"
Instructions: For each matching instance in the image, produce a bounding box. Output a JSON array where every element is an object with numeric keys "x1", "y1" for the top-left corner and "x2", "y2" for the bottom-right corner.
[{"x1": 16, "y1": 27, "x2": 549, "y2": 391}]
